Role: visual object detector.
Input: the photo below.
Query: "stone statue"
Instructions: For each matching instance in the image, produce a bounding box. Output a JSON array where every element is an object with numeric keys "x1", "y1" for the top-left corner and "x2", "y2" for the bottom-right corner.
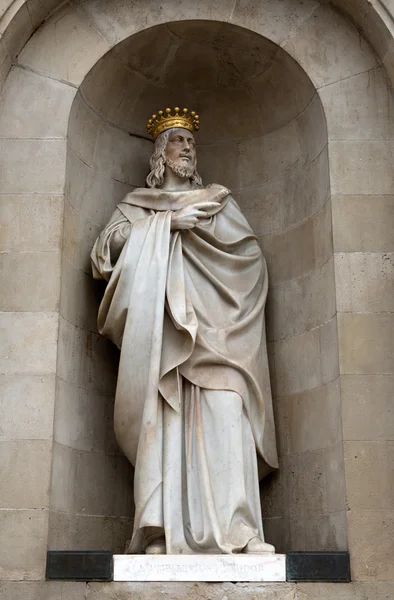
[{"x1": 91, "y1": 107, "x2": 278, "y2": 556}]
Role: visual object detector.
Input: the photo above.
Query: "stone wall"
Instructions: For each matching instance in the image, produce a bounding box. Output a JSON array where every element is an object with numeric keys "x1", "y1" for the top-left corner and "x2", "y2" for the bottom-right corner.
[{"x1": 0, "y1": 0, "x2": 393, "y2": 589}]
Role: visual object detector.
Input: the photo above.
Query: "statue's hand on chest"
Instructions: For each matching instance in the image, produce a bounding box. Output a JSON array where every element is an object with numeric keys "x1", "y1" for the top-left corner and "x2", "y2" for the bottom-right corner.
[{"x1": 170, "y1": 201, "x2": 219, "y2": 230}]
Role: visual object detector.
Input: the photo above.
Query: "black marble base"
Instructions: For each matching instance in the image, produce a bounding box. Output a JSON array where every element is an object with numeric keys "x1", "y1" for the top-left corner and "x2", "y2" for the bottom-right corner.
[
  {"x1": 46, "y1": 551, "x2": 113, "y2": 581},
  {"x1": 286, "y1": 551, "x2": 350, "y2": 582}
]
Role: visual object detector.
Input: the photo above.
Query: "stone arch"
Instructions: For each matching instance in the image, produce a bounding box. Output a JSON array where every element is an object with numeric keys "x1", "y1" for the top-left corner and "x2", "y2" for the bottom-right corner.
[{"x1": 0, "y1": 0, "x2": 393, "y2": 581}]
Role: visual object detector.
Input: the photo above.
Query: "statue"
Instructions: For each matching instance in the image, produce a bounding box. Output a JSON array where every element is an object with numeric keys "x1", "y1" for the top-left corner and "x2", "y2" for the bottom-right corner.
[{"x1": 91, "y1": 107, "x2": 278, "y2": 556}]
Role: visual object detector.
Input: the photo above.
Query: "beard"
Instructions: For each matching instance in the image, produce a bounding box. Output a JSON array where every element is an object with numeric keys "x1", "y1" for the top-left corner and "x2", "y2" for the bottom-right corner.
[{"x1": 166, "y1": 157, "x2": 195, "y2": 179}]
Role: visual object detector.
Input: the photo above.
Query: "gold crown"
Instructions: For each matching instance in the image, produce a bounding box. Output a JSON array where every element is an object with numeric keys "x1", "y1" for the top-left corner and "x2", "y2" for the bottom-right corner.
[{"x1": 147, "y1": 107, "x2": 200, "y2": 140}]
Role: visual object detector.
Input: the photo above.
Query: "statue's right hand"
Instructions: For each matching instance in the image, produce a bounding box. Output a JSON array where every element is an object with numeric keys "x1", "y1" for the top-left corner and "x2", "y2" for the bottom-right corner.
[{"x1": 171, "y1": 201, "x2": 220, "y2": 230}]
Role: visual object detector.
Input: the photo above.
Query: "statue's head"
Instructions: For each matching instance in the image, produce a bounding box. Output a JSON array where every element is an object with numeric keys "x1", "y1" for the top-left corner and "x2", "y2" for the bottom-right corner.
[{"x1": 145, "y1": 107, "x2": 202, "y2": 188}]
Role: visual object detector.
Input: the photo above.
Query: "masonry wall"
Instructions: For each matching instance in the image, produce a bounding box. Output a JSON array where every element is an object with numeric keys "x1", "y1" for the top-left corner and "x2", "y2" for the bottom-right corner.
[{"x1": 0, "y1": 0, "x2": 393, "y2": 592}]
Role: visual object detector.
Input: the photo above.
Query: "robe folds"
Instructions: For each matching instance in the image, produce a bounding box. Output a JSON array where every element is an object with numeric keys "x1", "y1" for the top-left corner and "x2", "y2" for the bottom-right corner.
[{"x1": 91, "y1": 184, "x2": 278, "y2": 554}]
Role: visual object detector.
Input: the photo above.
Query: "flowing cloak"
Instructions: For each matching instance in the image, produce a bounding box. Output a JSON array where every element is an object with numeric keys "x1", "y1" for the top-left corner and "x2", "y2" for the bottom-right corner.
[{"x1": 91, "y1": 184, "x2": 278, "y2": 551}]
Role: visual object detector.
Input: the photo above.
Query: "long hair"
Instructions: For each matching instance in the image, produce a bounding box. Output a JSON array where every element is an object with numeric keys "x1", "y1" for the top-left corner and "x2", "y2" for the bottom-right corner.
[{"x1": 146, "y1": 129, "x2": 203, "y2": 188}]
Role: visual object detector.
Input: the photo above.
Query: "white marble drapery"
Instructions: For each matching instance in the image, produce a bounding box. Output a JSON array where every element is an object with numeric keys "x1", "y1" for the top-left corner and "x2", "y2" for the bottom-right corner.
[{"x1": 91, "y1": 185, "x2": 278, "y2": 553}]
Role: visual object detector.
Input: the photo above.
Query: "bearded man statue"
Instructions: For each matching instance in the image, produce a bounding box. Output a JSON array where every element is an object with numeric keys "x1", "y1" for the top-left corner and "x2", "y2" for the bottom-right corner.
[{"x1": 91, "y1": 107, "x2": 278, "y2": 556}]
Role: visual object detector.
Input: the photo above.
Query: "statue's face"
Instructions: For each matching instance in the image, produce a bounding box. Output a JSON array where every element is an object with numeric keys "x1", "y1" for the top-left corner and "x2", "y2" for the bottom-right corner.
[{"x1": 165, "y1": 128, "x2": 197, "y2": 173}]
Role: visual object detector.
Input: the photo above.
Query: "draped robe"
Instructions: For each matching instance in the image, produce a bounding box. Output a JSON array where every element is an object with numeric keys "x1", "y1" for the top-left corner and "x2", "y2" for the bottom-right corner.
[{"x1": 91, "y1": 184, "x2": 278, "y2": 554}]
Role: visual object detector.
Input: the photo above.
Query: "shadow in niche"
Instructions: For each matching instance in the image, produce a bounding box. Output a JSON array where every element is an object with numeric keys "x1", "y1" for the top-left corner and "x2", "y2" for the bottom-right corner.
[{"x1": 51, "y1": 19, "x2": 343, "y2": 555}]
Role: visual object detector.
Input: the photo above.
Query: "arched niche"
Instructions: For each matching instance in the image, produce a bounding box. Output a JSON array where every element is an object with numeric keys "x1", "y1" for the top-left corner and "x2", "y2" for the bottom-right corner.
[{"x1": 53, "y1": 20, "x2": 339, "y2": 554}]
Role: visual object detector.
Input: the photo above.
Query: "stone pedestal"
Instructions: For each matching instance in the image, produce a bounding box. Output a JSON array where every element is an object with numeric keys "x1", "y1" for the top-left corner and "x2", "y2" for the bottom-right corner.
[{"x1": 113, "y1": 554, "x2": 286, "y2": 582}]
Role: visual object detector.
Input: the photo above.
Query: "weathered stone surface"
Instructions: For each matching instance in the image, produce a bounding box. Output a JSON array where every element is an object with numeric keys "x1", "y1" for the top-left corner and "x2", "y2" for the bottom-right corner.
[
  {"x1": 344, "y1": 441, "x2": 394, "y2": 510},
  {"x1": 0, "y1": 509, "x2": 48, "y2": 580},
  {"x1": 0, "y1": 374, "x2": 55, "y2": 441},
  {"x1": 87, "y1": 581, "x2": 296, "y2": 600},
  {"x1": 341, "y1": 374, "x2": 394, "y2": 441},
  {"x1": 0, "y1": 581, "x2": 86, "y2": 600},
  {"x1": 0, "y1": 439, "x2": 52, "y2": 508},
  {"x1": 347, "y1": 509, "x2": 394, "y2": 581},
  {"x1": 332, "y1": 195, "x2": 394, "y2": 253},
  {"x1": 0, "y1": 66, "x2": 75, "y2": 138},
  {"x1": 18, "y1": 4, "x2": 110, "y2": 86}
]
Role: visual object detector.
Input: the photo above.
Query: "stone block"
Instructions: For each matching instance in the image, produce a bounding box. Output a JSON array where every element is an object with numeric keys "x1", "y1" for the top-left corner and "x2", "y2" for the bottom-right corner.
[
  {"x1": 0, "y1": 581, "x2": 86, "y2": 600},
  {"x1": 282, "y1": 147, "x2": 330, "y2": 229},
  {"x1": 296, "y1": 93, "x2": 327, "y2": 163},
  {"x1": 62, "y1": 200, "x2": 103, "y2": 274},
  {"x1": 363, "y1": 2, "x2": 394, "y2": 61},
  {"x1": 54, "y1": 377, "x2": 117, "y2": 454},
  {"x1": 195, "y1": 87, "x2": 263, "y2": 144},
  {"x1": 279, "y1": 379, "x2": 342, "y2": 455},
  {"x1": 283, "y1": 5, "x2": 377, "y2": 89},
  {"x1": 272, "y1": 326, "x2": 322, "y2": 395},
  {"x1": 68, "y1": 93, "x2": 102, "y2": 167},
  {"x1": 0, "y1": 509, "x2": 48, "y2": 580},
  {"x1": 335, "y1": 252, "x2": 394, "y2": 313},
  {"x1": 344, "y1": 441, "x2": 394, "y2": 510},
  {"x1": 320, "y1": 316, "x2": 340, "y2": 385},
  {"x1": 341, "y1": 374, "x2": 394, "y2": 441},
  {"x1": 262, "y1": 516, "x2": 291, "y2": 554},
  {"x1": 332, "y1": 195, "x2": 394, "y2": 252},
  {"x1": 0, "y1": 66, "x2": 75, "y2": 138},
  {"x1": 0, "y1": 251, "x2": 60, "y2": 311},
  {"x1": 73, "y1": 450, "x2": 133, "y2": 518},
  {"x1": 26, "y1": 0, "x2": 67, "y2": 28},
  {"x1": 338, "y1": 313, "x2": 394, "y2": 374},
  {"x1": 65, "y1": 150, "x2": 134, "y2": 226},
  {"x1": 197, "y1": 141, "x2": 240, "y2": 192},
  {"x1": 238, "y1": 120, "x2": 302, "y2": 189},
  {"x1": 74, "y1": 0, "x2": 236, "y2": 45},
  {"x1": 94, "y1": 124, "x2": 152, "y2": 187},
  {"x1": 0, "y1": 440, "x2": 52, "y2": 509},
  {"x1": 347, "y1": 509, "x2": 394, "y2": 580},
  {"x1": 266, "y1": 257, "x2": 335, "y2": 342},
  {"x1": 329, "y1": 140, "x2": 394, "y2": 195},
  {"x1": 238, "y1": 179, "x2": 283, "y2": 237},
  {"x1": 325, "y1": 442, "x2": 347, "y2": 513},
  {"x1": 286, "y1": 450, "x2": 327, "y2": 515},
  {"x1": 248, "y1": 50, "x2": 315, "y2": 135},
  {"x1": 0, "y1": 195, "x2": 63, "y2": 252},
  {"x1": 0, "y1": 312, "x2": 58, "y2": 375},
  {"x1": 296, "y1": 581, "x2": 394, "y2": 599},
  {"x1": 262, "y1": 201, "x2": 332, "y2": 285},
  {"x1": 320, "y1": 68, "x2": 394, "y2": 141},
  {"x1": 0, "y1": 139, "x2": 66, "y2": 194},
  {"x1": 86, "y1": 581, "x2": 295, "y2": 600},
  {"x1": 289, "y1": 510, "x2": 347, "y2": 552},
  {"x1": 60, "y1": 256, "x2": 101, "y2": 332},
  {"x1": 56, "y1": 316, "x2": 118, "y2": 394},
  {"x1": 2, "y1": 4, "x2": 33, "y2": 59},
  {"x1": 50, "y1": 442, "x2": 76, "y2": 513},
  {"x1": 48, "y1": 511, "x2": 133, "y2": 554},
  {"x1": 0, "y1": 38, "x2": 11, "y2": 92},
  {"x1": 0, "y1": 374, "x2": 55, "y2": 441},
  {"x1": 18, "y1": 3, "x2": 110, "y2": 86},
  {"x1": 383, "y1": 38, "x2": 394, "y2": 92},
  {"x1": 81, "y1": 50, "x2": 145, "y2": 134},
  {"x1": 231, "y1": 0, "x2": 320, "y2": 46}
]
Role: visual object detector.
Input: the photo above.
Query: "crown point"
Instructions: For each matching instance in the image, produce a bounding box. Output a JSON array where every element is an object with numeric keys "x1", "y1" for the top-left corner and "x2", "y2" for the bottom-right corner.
[
  {"x1": 148, "y1": 119, "x2": 152, "y2": 124},
  {"x1": 174, "y1": 106, "x2": 180, "y2": 113},
  {"x1": 191, "y1": 111, "x2": 196, "y2": 116},
  {"x1": 158, "y1": 110, "x2": 163, "y2": 116},
  {"x1": 166, "y1": 108, "x2": 171, "y2": 114},
  {"x1": 183, "y1": 108, "x2": 188, "y2": 114},
  {"x1": 194, "y1": 115, "x2": 199, "y2": 119},
  {"x1": 152, "y1": 114, "x2": 157, "y2": 120}
]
